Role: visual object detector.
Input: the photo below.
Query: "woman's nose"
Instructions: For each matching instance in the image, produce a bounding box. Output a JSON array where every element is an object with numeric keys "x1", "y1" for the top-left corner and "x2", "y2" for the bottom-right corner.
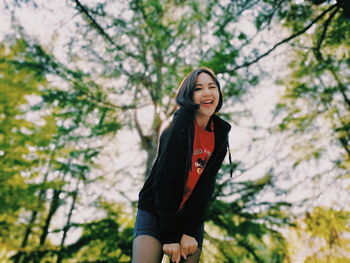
[{"x1": 203, "y1": 87, "x2": 211, "y2": 95}]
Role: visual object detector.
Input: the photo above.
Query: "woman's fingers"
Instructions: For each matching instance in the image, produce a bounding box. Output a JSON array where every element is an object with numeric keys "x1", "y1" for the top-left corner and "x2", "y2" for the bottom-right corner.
[
  {"x1": 181, "y1": 248, "x2": 188, "y2": 260},
  {"x1": 169, "y1": 248, "x2": 180, "y2": 263},
  {"x1": 163, "y1": 243, "x2": 181, "y2": 263},
  {"x1": 163, "y1": 238, "x2": 200, "y2": 262},
  {"x1": 180, "y1": 234, "x2": 198, "y2": 257},
  {"x1": 172, "y1": 250, "x2": 181, "y2": 263},
  {"x1": 190, "y1": 246, "x2": 197, "y2": 255}
]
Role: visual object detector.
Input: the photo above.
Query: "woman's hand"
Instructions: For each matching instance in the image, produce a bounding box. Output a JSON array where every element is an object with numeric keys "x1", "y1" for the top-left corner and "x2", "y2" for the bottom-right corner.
[
  {"x1": 163, "y1": 243, "x2": 181, "y2": 263},
  {"x1": 180, "y1": 234, "x2": 198, "y2": 259}
]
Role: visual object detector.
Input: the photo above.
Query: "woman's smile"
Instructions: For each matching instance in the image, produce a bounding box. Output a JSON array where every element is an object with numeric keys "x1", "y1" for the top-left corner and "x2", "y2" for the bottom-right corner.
[{"x1": 193, "y1": 73, "x2": 219, "y2": 119}]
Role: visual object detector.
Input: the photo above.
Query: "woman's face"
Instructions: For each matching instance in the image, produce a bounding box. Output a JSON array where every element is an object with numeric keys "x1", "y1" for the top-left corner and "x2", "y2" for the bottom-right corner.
[{"x1": 192, "y1": 73, "x2": 220, "y2": 118}]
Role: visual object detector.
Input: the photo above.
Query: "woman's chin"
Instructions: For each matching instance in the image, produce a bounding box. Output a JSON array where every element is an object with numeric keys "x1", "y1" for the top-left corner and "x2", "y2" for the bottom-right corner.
[{"x1": 197, "y1": 108, "x2": 215, "y2": 117}]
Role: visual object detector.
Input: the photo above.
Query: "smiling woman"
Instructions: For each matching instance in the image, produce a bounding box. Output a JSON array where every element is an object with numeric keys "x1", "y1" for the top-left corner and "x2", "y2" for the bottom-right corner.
[
  {"x1": 131, "y1": 68, "x2": 231, "y2": 263},
  {"x1": 192, "y1": 72, "x2": 220, "y2": 129}
]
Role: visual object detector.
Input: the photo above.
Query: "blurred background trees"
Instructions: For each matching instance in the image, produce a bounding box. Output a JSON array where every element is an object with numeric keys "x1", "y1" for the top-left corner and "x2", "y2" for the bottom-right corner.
[{"x1": 0, "y1": 0, "x2": 349, "y2": 262}]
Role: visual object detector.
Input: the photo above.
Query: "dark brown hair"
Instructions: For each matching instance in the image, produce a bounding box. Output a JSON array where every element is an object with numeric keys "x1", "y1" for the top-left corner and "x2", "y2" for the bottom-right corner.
[{"x1": 175, "y1": 68, "x2": 223, "y2": 112}]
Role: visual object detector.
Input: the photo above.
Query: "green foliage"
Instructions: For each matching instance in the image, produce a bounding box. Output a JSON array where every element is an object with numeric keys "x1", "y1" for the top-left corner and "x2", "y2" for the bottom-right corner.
[
  {"x1": 205, "y1": 165, "x2": 292, "y2": 262},
  {"x1": 0, "y1": 36, "x2": 126, "y2": 262},
  {"x1": 62, "y1": 219, "x2": 132, "y2": 262},
  {"x1": 0, "y1": 39, "x2": 50, "y2": 243},
  {"x1": 287, "y1": 207, "x2": 350, "y2": 263},
  {"x1": 273, "y1": 1, "x2": 350, "y2": 175},
  {"x1": 59, "y1": 199, "x2": 133, "y2": 263},
  {"x1": 266, "y1": 2, "x2": 350, "y2": 258},
  {"x1": 305, "y1": 207, "x2": 350, "y2": 243}
]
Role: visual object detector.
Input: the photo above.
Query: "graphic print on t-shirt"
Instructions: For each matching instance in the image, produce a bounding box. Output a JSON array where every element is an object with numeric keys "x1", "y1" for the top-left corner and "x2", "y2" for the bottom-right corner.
[
  {"x1": 195, "y1": 157, "x2": 206, "y2": 174},
  {"x1": 193, "y1": 144, "x2": 213, "y2": 174},
  {"x1": 194, "y1": 150, "x2": 212, "y2": 174}
]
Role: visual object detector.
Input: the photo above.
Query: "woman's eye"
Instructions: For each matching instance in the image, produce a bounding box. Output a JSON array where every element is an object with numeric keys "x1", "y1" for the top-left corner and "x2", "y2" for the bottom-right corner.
[
  {"x1": 194, "y1": 87, "x2": 202, "y2": 91},
  {"x1": 210, "y1": 86, "x2": 217, "y2": 89}
]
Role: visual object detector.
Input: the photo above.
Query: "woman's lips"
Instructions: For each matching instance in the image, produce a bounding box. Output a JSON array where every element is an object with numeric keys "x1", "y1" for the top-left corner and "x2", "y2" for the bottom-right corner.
[
  {"x1": 201, "y1": 103, "x2": 212, "y2": 108},
  {"x1": 200, "y1": 100, "x2": 213, "y2": 108}
]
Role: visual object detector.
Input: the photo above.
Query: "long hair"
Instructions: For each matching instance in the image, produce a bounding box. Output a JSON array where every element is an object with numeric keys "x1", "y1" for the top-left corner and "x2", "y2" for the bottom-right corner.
[{"x1": 175, "y1": 68, "x2": 223, "y2": 112}]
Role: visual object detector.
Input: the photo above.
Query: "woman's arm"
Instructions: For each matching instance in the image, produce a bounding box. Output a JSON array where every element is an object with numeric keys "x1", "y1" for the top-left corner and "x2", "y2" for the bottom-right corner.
[{"x1": 153, "y1": 119, "x2": 188, "y2": 244}]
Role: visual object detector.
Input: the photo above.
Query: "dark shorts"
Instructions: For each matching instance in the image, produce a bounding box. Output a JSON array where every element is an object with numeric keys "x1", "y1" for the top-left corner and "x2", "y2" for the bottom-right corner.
[{"x1": 133, "y1": 209, "x2": 204, "y2": 248}]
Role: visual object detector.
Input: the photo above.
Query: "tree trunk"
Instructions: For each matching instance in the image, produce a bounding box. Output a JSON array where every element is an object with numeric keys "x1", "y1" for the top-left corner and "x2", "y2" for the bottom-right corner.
[
  {"x1": 56, "y1": 179, "x2": 79, "y2": 263},
  {"x1": 13, "y1": 145, "x2": 58, "y2": 263}
]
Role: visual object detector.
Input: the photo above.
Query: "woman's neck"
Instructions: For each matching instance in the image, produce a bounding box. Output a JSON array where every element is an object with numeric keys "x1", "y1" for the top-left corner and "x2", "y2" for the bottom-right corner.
[{"x1": 195, "y1": 114, "x2": 211, "y2": 130}]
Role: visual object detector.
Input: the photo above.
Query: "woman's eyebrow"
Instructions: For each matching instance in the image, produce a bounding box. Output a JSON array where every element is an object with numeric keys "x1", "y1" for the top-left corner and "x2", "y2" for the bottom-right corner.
[{"x1": 195, "y1": 82, "x2": 217, "y2": 86}]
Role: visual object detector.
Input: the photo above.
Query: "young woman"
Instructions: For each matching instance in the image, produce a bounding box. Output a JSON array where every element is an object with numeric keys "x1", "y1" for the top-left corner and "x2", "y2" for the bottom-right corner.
[{"x1": 132, "y1": 68, "x2": 232, "y2": 263}]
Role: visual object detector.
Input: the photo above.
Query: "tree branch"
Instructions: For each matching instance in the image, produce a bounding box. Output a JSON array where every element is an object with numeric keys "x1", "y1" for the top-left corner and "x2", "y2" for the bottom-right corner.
[
  {"x1": 229, "y1": 3, "x2": 338, "y2": 73},
  {"x1": 0, "y1": 58, "x2": 135, "y2": 110},
  {"x1": 133, "y1": 87, "x2": 151, "y2": 150},
  {"x1": 314, "y1": 5, "x2": 341, "y2": 60},
  {"x1": 327, "y1": 66, "x2": 350, "y2": 111},
  {"x1": 72, "y1": 0, "x2": 114, "y2": 45}
]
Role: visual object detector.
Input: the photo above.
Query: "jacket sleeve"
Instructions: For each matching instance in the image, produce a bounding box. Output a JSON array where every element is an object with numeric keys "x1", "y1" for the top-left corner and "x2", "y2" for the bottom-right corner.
[{"x1": 153, "y1": 119, "x2": 188, "y2": 244}]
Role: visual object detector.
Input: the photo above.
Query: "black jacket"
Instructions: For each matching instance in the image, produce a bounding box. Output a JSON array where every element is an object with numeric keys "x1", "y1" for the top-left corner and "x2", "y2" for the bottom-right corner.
[{"x1": 137, "y1": 107, "x2": 231, "y2": 244}]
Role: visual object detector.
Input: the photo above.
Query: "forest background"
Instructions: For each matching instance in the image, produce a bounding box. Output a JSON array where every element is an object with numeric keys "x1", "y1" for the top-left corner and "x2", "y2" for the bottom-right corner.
[{"x1": 0, "y1": 0, "x2": 349, "y2": 262}]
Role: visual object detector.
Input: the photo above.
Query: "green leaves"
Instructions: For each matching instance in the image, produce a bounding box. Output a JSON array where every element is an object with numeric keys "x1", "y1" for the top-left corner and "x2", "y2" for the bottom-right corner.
[
  {"x1": 62, "y1": 200, "x2": 134, "y2": 262},
  {"x1": 286, "y1": 207, "x2": 350, "y2": 263},
  {"x1": 205, "y1": 166, "x2": 292, "y2": 262},
  {"x1": 0, "y1": 35, "x2": 126, "y2": 262}
]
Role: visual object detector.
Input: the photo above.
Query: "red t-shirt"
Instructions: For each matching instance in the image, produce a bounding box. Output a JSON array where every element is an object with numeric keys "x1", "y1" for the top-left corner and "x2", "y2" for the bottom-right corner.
[{"x1": 178, "y1": 120, "x2": 215, "y2": 210}]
